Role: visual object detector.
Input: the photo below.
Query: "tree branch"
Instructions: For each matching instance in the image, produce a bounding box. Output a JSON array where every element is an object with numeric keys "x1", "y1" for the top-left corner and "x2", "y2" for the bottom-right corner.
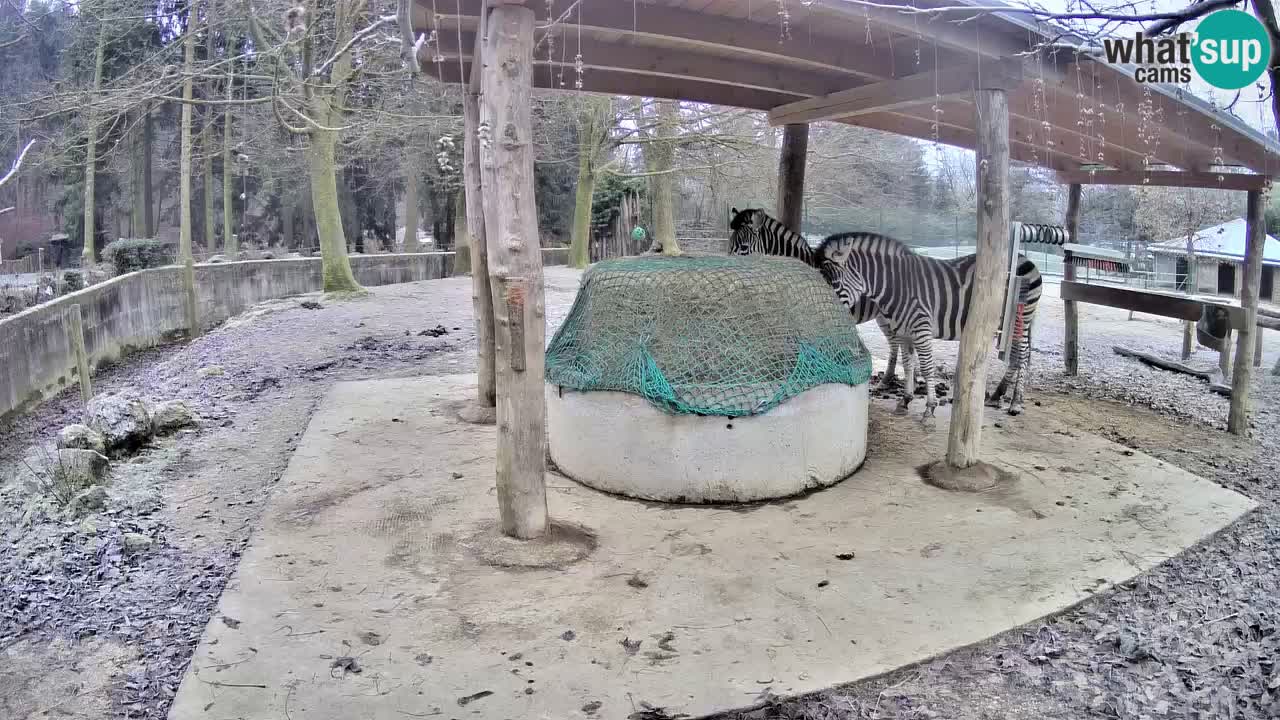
[
  {"x1": 314, "y1": 14, "x2": 398, "y2": 77},
  {"x1": 397, "y1": 0, "x2": 422, "y2": 74},
  {"x1": 0, "y1": 139, "x2": 36, "y2": 189},
  {"x1": 1253, "y1": 0, "x2": 1280, "y2": 135},
  {"x1": 1147, "y1": 0, "x2": 1244, "y2": 35}
]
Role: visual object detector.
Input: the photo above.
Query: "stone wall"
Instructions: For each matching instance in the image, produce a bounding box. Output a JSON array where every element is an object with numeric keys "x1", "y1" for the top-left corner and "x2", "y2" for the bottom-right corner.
[{"x1": 1, "y1": 249, "x2": 567, "y2": 422}]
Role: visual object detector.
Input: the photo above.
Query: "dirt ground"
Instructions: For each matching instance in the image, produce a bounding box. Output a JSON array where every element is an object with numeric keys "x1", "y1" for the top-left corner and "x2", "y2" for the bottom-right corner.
[{"x1": 2, "y1": 268, "x2": 1278, "y2": 719}]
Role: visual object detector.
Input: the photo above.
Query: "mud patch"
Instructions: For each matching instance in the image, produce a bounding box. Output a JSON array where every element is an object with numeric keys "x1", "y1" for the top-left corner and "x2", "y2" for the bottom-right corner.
[{"x1": 463, "y1": 520, "x2": 598, "y2": 570}]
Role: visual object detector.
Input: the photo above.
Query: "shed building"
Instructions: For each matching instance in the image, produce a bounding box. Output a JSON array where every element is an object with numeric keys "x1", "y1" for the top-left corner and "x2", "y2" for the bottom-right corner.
[{"x1": 1149, "y1": 219, "x2": 1280, "y2": 301}]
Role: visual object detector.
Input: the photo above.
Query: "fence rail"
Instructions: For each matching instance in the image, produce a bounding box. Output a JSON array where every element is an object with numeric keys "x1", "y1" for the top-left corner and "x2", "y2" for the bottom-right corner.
[{"x1": 0, "y1": 255, "x2": 37, "y2": 275}]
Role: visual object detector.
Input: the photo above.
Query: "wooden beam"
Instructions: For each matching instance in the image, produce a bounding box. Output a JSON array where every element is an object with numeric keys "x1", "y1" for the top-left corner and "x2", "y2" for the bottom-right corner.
[
  {"x1": 426, "y1": 60, "x2": 802, "y2": 111},
  {"x1": 946, "y1": 87, "x2": 1010, "y2": 470},
  {"x1": 1062, "y1": 183, "x2": 1082, "y2": 376},
  {"x1": 1229, "y1": 188, "x2": 1267, "y2": 434},
  {"x1": 1060, "y1": 281, "x2": 1248, "y2": 328},
  {"x1": 768, "y1": 59, "x2": 1023, "y2": 126},
  {"x1": 799, "y1": 0, "x2": 1028, "y2": 60},
  {"x1": 776, "y1": 124, "x2": 808, "y2": 231},
  {"x1": 463, "y1": 28, "x2": 495, "y2": 413},
  {"x1": 1060, "y1": 57, "x2": 1279, "y2": 173},
  {"x1": 479, "y1": 4, "x2": 548, "y2": 539},
  {"x1": 1114, "y1": 346, "x2": 1213, "y2": 381},
  {"x1": 436, "y1": 30, "x2": 854, "y2": 99},
  {"x1": 1056, "y1": 170, "x2": 1272, "y2": 191},
  {"x1": 849, "y1": 109, "x2": 1079, "y2": 172},
  {"x1": 431, "y1": 0, "x2": 899, "y2": 82}
]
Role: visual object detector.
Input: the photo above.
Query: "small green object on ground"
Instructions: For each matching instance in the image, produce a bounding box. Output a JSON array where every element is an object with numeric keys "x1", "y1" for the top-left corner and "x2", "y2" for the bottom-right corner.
[{"x1": 545, "y1": 254, "x2": 873, "y2": 417}]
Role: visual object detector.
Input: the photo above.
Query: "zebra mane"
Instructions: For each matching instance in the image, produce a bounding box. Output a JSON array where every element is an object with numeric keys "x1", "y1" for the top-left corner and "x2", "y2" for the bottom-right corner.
[{"x1": 816, "y1": 231, "x2": 915, "y2": 262}]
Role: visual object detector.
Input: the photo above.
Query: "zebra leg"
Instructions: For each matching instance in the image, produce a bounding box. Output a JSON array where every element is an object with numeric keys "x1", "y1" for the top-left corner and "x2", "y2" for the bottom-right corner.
[
  {"x1": 987, "y1": 301, "x2": 1026, "y2": 408},
  {"x1": 896, "y1": 342, "x2": 916, "y2": 413},
  {"x1": 987, "y1": 369, "x2": 1011, "y2": 409},
  {"x1": 1007, "y1": 321, "x2": 1033, "y2": 416},
  {"x1": 907, "y1": 323, "x2": 938, "y2": 419},
  {"x1": 873, "y1": 319, "x2": 899, "y2": 391}
]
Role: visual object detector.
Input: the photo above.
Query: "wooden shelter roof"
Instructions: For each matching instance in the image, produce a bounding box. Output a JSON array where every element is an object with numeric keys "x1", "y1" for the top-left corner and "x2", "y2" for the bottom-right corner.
[{"x1": 412, "y1": 0, "x2": 1280, "y2": 177}]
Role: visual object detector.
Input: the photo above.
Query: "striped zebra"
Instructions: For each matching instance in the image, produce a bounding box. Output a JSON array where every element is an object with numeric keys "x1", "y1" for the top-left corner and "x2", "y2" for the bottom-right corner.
[
  {"x1": 728, "y1": 208, "x2": 914, "y2": 392},
  {"x1": 815, "y1": 230, "x2": 1042, "y2": 418}
]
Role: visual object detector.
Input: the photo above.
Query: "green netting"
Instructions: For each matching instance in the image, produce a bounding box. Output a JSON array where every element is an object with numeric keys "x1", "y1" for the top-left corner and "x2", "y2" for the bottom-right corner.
[{"x1": 545, "y1": 254, "x2": 873, "y2": 417}]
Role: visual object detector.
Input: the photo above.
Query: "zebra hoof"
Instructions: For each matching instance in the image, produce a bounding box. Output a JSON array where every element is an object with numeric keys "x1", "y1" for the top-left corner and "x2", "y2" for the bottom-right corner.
[{"x1": 1007, "y1": 404, "x2": 1024, "y2": 417}]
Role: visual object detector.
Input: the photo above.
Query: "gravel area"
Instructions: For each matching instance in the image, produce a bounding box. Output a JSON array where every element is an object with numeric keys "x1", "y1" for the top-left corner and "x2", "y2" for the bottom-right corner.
[
  {"x1": 2, "y1": 268, "x2": 1279, "y2": 719},
  {"x1": 727, "y1": 282, "x2": 1280, "y2": 720}
]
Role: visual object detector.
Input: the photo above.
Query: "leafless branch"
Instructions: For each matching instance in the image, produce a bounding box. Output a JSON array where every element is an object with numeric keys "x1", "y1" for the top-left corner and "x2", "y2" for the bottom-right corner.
[
  {"x1": 314, "y1": 14, "x2": 398, "y2": 77},
  {"x1": 0, "y1": 139, "x2": 37, "y2": 189},
  {"x1": 397, "y1": 0, "x2": 422, "y2": 74},
  {"x1": 1147, "y1": 0, "x2": 1243, "y2": 34}
]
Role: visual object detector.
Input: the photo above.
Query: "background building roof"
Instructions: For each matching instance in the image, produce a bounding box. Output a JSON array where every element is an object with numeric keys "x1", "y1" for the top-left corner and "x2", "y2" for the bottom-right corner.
[{"x1": 1149, "y1": 219, "x2": 1280, "y2": 265}]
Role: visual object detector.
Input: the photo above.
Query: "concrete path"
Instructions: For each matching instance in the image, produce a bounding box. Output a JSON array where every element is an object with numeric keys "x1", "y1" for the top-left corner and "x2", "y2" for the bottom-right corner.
[{"x1": 167, "y1": 375, "x2": 1254, "y2": 720}]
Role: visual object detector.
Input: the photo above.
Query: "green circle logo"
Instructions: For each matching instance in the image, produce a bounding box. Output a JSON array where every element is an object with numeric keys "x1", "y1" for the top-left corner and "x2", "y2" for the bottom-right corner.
[{"x1": 1192, "y1": 10, "x2": 1271, "y2": 90}]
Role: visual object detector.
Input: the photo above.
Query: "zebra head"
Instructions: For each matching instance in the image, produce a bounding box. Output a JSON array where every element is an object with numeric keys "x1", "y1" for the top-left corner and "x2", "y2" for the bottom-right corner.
[
  {"x1": 816, "y1": 236, "x2": 870, "y2": 304},
  {"x1": 728, "y1": 207, "x2": 768, "y2": 255}
]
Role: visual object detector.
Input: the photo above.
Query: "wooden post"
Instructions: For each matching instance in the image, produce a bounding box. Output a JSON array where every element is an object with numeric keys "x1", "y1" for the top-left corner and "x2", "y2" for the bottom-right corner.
[
  {"x1": 463, "y1": 22, "x2": 496, "y2": 411},
  {"x1": 776, "y1": 123, "x2": 808, "y2": 231},
  {"x1": 479, "y1": 3, "x2": 548, "y2": 539},
  {"x1": 1219, "y1": 327, "x2": 1232, "y2": 379},
  {"x1": 945, "y1": 88, "x2": 1010, "y2": 471},
  {"x1": 1255, "y1": 323, "x2": 1263, "y2": 367},
  {"x1": 1062, "y1": 184, "x2": 1082, "y2": 375},
  {"x1": 66, "y1": 303, "x2": 92, "y2": 410},
  {"x1": 1228, "y1": 188, "x2": 1267, "y2": 434},
  {"x1": 182, "y1": 257, "x2": 198, "y2": 334}
]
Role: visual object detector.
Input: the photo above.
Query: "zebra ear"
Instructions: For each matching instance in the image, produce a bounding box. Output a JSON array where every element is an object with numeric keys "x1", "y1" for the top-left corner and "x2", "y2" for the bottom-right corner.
[{"x1": 731, "y1": 207, "x2": 739, "y2": 216}]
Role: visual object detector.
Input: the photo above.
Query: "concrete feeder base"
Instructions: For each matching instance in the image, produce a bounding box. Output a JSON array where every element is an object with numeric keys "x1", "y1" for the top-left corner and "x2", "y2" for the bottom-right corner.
[{"x1": 545, "y1": 382, "x2": 869, "y2": 503}]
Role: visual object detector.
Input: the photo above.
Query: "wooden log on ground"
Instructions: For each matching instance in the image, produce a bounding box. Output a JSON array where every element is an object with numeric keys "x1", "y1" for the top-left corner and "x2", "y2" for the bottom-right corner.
[
  {"x1": 1113, "y1": 346, "x2": 1212, "y2": 381},
  {"x1": 1062, "y1": 184, "x2": 1081, "y2": 376},
  {"x1": 479, "y1": 3, "x2": 548, "y2": 539},
  {"x1": 1209, "y1": 382, "x2": 1232, "y2": 397},
  {"x1": 945, "y1": 87, "x2": 1009, "y2": 471},
  {"x1": 1229, "y1": 188, "x2": 1267, "y2": 434},
  {"x1": 776, "y1": 123, "x2": 808, "y2": 231}
]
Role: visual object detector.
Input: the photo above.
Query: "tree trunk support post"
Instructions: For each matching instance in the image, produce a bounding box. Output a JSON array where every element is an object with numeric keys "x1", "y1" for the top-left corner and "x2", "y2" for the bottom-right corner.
[
  {"x1": 1228, "y1": 187, "x2": 1267, "y2": 434},
  {"x1": 479, "y1": 2, "x2": 548, "y2": 539},
  {"x1": 776, "y1": 123, "x2": 808, "y2": 231},
  {"x1": 66, "y1": 303, "x2": 93, "y2": 413},
  {"x1": 943, "y1": 87, "x2": 1011, "y2": 474},
  {"x1": 1062, "y1": 183, "x2": 1082, "y2": 376},
  {"x1": 461, "y1": 7, "x2": 496, "y2": 413}
]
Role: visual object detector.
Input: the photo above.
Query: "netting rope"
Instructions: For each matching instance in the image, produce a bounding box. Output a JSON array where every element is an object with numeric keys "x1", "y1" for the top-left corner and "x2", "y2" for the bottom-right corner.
[{"x1": 545, "y1": 254, "x2": 873, "y2": 417}]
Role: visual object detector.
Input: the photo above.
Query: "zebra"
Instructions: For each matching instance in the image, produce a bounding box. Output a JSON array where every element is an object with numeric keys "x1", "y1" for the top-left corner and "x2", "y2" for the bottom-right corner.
[
  {"x1": 728, "y1": 208, "x2": 915, "y2": 393},
  {"x1": 814, "y1": 230, "x2": 1042, "y2": 418}
]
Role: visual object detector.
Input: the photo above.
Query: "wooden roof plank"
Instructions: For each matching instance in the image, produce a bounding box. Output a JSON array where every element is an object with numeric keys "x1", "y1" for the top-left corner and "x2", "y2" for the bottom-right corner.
[
  {"x1": 768, "y1": 58, "x2": 1023, "y2": 126},
  {"x1": 425, "y1": 59, "x2": 800, "y2": 110},
  {"x1": 437, "y1": 29, "x2": 853, "y2": 98},
  {"x1": 435, "y1": 0, "x2": 900, "y2": 81},
  {"x1": 1056, "y1": 170, "x2": 1272, "y2": 191}
]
